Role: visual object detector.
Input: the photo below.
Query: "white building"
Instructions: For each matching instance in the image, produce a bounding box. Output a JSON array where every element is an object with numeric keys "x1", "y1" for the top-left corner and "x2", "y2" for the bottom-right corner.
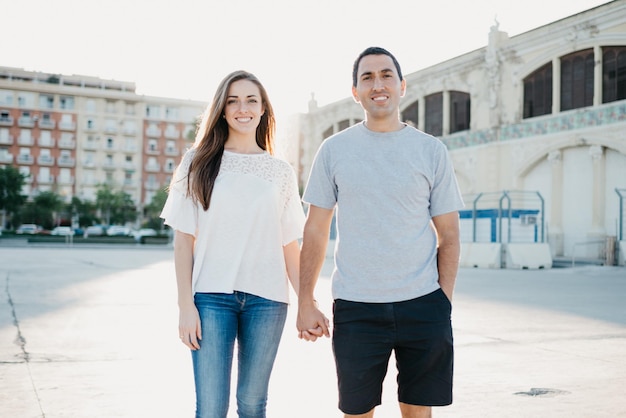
[{"x1": 295, "y1": 1, "x2": 626, "y2": 266}]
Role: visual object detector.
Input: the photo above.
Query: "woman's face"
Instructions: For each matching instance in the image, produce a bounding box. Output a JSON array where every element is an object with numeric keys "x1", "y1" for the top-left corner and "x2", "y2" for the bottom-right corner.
[{"x1": 224, "y1": 79, "x2": 265, "y2": 137}]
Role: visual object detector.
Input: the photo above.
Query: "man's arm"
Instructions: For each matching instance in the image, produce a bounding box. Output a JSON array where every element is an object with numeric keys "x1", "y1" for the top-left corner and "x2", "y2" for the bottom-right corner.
[
  {"x1": 297, "y1": 205, "x2": 334, "y2": 341},
  {"x1": 432, "y1": 211, "x2": 461, "y2": 302}
]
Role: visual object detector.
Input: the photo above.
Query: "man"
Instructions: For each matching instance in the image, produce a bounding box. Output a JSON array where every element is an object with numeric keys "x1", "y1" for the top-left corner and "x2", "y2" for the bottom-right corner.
[{"x1": 297, "y1": 46, "x2": 464, "y2": 418}]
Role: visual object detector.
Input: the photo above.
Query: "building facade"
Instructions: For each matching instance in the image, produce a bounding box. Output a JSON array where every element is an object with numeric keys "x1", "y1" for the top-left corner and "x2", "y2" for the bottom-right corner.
[
  {"x1": 0, "y1": 68, "x2": 205, "y2": 214},
  {"x1": 295, "y1": 1, "x2": 626, "y2": 264}
]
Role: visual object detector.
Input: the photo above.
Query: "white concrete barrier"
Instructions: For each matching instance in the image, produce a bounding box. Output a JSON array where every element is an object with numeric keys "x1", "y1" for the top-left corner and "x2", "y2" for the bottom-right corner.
[
  {"x1": 619, "y1": 241, "x2": 625, "y2": 266},
  {"x1": 504, "y1": 243, "x2": 552, "y2": 269},
  {"x1": 460, "y1": 243, "x2": 502, "y2": 269}
]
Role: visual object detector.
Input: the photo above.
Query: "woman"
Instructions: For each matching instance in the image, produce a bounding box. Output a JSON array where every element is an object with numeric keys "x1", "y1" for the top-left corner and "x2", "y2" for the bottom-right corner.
[{"x1": 160, "y1": 70, "x2": 305, "y2": 418}]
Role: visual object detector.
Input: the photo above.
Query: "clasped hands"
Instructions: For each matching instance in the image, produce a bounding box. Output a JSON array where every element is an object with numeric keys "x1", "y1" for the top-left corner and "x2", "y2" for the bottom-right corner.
[{"x1": 297, "y1": 300, "x2": 330, "y2": 342}]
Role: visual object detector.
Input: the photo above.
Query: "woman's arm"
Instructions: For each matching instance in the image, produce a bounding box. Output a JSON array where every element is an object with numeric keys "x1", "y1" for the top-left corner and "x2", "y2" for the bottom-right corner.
[
  {"x1": 283, "y1": 239, "x2": 301, "y2": 297},
  {"x1": 174, "y1": 230, "x2": 201, "y2": 350}
]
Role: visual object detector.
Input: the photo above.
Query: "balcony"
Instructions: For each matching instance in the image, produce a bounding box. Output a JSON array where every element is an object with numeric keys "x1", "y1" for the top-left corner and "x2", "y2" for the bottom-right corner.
[
  {"x1": 58, "y1": 138, "x2": 76, "y2": 149},
  {"x1": 0, "y1": 136, "x2": 13, "y2": 145},
  {"x1": 37, "y1": 174, "x2": 55, "y2": 184},
  {"x1": 146, "y1": 127, "x2": 161, "y2": 137},
  {"x1": 58, "y1": 176, "x2": 75, "y2": 185},
  {"x1": 59, "y1": 121, "x2": 76, "y2": 131},
  {"x1": 164, "y1": 129, "x2": 180, "y2": 139},
  {"x1": 38, "y1": 119, "x2": 56, "y2": 129},
  {"x1": 104, "y1": 126, "x2": 118, "y2": 134},
  {"x1": 57, "y1": 157, "x2": 76, "y2": 167},
  {"x1": 123, "y1": 162, "x2": 136, "y2": 171},
  {"x1": 0, "y1": 116, "x2": 14, "y2": 126},
  {"x1": 164, "y1": 147, "x2": 179, "y2": 156},
  {"x1": 103, "y1": 162, "x2": 117, "y2": 170},
  {"x1": 123, "y1": 128, "x2": 137, "y2": 136},
  {"x1": 18, "y1": 137, "x2": 34, "y2": 146},
  {"x1": 38, "y1": 137, "x2": 56, "y2": 147},
  {"x1": 144, "y1": 181, "x2": 160, "y2": 190},
  {"x1": 145, "y1": 146, "x2": 160, "y2": 155},
  {"x1": 145, "y1": 163, "x2": 161, "y2": 172},
  {"x1": 18, "y1": 117, "x2": 36, "y2": 128},
  {"x1": 0, "y1": 154, "x2": 13, "y2": 164},
  {"x1": 37, "y1": 155, "x2": 55, "y2": 165},
  {"x1": 83, "y1": 160, "x2": 96, "y2": 168},
  {"x1": 16, "y1": 154, "x2": 34, "y2": 164},
  {"x1": 83, "y1": 141, "x2": 98, "y2": 150}
]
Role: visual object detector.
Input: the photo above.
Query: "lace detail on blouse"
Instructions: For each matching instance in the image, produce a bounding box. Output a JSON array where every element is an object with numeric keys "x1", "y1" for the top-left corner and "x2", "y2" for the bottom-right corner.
[
  {"x1": 172, "y1": 149, "x2": 297, "y2": 209},
  {"x1": 220, "y1": 151, "x2": 295, "y2": 206}
]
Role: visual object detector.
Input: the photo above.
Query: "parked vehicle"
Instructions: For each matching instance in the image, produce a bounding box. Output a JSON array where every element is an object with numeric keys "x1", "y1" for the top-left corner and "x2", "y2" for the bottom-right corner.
[
  {"x1": 51, "y1": 226, "x2": 74, "y2": 236},
  {"x1": 84, "y1": 225, "x2": 106, "y2": 236},
  {"x1": 16, "y1": 224, "x2": 42, "y2": 235},
  {"x1": 132, "y1": 228, "x2": 158, "y2": 242},
  {"x1": 106, "y1": 225, "x2": 132, "y2": 236}
]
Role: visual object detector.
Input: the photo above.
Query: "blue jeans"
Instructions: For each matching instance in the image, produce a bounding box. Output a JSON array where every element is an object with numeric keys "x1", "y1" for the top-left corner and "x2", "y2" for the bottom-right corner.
[{"x1": 192, "y1": 292, "x2": 288, "y2": 418}]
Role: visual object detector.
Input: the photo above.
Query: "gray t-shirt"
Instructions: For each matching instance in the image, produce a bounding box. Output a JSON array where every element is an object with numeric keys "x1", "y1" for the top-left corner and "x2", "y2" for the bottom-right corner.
[{"x1": 303, "y1": 122, "x2": 464, "y2": 303}]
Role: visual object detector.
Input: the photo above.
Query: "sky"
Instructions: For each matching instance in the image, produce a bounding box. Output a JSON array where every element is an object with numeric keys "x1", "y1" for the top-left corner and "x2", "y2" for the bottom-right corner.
[{"x1": 1, "y1": 0, "x2": 611, "y2": 126}]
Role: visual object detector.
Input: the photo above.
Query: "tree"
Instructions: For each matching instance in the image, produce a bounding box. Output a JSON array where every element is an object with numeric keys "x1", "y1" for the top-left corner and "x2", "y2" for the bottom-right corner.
[
  {"x1": 17, "y1": 191, "x2": 64, "y2": 229},
  {"x1": 67, "y1": 196, "x2": 99, "y2": 227},
  {"x1": 0, "y1": 166, "x2": 26, "y2": 228},
  {"x1": 143, "y1": 188, "x2": 168, "y2": 230},
  {"x1": 95, "y1": 184, "x2": 137, "y2": 225}
]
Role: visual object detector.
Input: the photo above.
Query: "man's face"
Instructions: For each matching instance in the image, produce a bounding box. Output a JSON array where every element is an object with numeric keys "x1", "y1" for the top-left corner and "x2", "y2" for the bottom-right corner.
[{"x1": 352, "y1": 54, "x2": 406, "y2": 120}]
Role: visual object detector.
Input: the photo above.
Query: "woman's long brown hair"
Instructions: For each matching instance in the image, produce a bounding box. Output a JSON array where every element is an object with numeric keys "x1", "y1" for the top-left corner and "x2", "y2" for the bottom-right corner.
[{"x1": 180, "y1": 70, "x2": 276, "y2": 211}]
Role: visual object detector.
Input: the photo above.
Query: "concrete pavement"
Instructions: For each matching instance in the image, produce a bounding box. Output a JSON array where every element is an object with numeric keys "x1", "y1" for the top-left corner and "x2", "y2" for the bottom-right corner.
[{"x1": 1, "y1": 245, "x2": 625, "y2": 417}]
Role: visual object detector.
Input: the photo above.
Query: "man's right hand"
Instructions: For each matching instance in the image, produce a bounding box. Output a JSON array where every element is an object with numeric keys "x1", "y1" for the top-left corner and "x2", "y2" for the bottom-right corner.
[{"x1": 297, "y1": 300, "x2": 330, "y2": 342}]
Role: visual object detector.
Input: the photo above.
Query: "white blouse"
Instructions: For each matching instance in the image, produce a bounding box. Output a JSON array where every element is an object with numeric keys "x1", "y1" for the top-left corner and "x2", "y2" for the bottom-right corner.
[{"x1": 160, "y1": 149, "x2": 305, "y2": 303}]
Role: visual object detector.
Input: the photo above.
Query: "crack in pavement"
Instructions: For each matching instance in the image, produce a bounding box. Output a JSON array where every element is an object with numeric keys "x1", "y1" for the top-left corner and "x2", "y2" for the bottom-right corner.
[{"x1": 5, "y1": 272, "x2": 45, "y2": 417}]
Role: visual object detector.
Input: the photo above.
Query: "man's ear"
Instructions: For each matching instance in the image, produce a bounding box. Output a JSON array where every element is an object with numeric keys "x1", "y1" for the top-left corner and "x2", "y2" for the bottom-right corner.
[
  {"x1": 400, "y1": 79, "x2": 407, "y2": 97},
  {"x1": 352, "y1": 86, "x2": 360, "y2": 103}
]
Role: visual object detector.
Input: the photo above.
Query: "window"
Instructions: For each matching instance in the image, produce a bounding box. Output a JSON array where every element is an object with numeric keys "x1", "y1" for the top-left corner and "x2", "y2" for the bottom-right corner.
[
  {"x1": 0, "y1": 90, "x2": 13, "y2": 106},
  {"x1": 39, "y1": 94, "x2": 54, "y2": 109},
  {"x1": 146, "y1": 105, "x2": 160, "y2": 118},
  {"x1": 425, "y1": 93, "x2": 443, "y2": 137},
  {"x1": 85, "y1": 99, "x2": 97, "y2": 113},
  {"x1": 59, "y1": 96, "x2": 75, "y2": 110},
  {"x1": 338, "y1": 119, "x2": 350, "y2": 131},
  {"x1": 449, "y1": 91, "x2": 470, "y2": 133},
  {"x1": 106, "y1": 100, "x2": 116, "y2": 113},
  {"x1": 165, "y1": 107, "x2": 179, "y2": 120},
  {"x1": 106, "y1": 137, "x2": 114, "y2": 149},
  {"x1": 602, "y1": 46, "x2": 626, "y2": 103},
  {"x1": 401, "y1": 101, "x2": 418, "y2": 127},
  {"x1": 523, "y1": 63, "x2": 553, "y2": 118},
  {"x1": 17, "y1": 92, "x2": 35, "y2": 108},
  {"x1": 561, "y1": 49, "x2": 594, "y2": 111}
]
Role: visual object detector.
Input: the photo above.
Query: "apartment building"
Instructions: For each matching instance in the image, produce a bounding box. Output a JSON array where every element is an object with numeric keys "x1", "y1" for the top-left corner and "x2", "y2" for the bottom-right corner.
[
  {"x1": 294, "y1": 1, "x2": 626, "y2": 264},
  {"x1": 0, "y1": 67, "x2": 206, "y2": 208}
]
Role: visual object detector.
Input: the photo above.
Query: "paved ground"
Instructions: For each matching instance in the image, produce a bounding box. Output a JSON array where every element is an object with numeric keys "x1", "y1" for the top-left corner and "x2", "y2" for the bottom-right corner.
[{"x1": 1, "y1": 244, "x2": 625, "y2": 417}]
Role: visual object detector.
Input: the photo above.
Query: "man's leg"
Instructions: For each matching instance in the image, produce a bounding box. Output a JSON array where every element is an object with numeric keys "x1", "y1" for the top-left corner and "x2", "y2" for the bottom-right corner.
[{"x1": 399, "y1": 403, "x2": 432, "y2": 418}]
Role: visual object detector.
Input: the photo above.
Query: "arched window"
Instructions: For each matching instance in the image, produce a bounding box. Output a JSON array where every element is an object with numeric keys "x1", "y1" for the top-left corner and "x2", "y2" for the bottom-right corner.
[
  {"x1": 401, "y1": 100, "x2": 419, "y2": 127},
  {"x1": 602, "y1": 46, "x2": 626, "y2": 103},
  {"x1": 523, "y1": 63, "x2": 553, "y2": 118},
  {"x1": 449, "y1": 91, "x2": 470, "y2": 133},
  {"x1": 338, "y1": 119, "x2": 350, "y2": 131},
  {"x1": 425, "y1": 93, "x2": 443, "y2": 137},
  {"x1": 561, "y1": 49, "x2": 594, "y2": 111}
]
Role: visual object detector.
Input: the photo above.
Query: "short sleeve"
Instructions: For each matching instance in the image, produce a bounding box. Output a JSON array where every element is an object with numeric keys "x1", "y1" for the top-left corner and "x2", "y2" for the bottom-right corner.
[
  {"x1": 160, "y1": 149, "x2": 198, "y2": 236},
  {"x1": 281, "y1": 165, "x2": 305, "y2": 245},
  {"x1": 302, "y1": 141, "x2": 337, "y2": 209}
]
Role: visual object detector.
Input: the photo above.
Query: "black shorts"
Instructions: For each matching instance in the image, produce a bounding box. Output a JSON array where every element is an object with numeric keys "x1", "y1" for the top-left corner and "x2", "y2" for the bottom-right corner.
[{"x1": 332, "y1": 288, "x2": 453, "y2": 415}]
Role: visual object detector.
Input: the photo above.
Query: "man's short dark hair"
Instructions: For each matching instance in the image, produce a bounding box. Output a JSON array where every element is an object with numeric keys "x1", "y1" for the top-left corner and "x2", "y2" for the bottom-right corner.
[{"x1": 352, "y1": 47, "x2": 403, "y2": 87}]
